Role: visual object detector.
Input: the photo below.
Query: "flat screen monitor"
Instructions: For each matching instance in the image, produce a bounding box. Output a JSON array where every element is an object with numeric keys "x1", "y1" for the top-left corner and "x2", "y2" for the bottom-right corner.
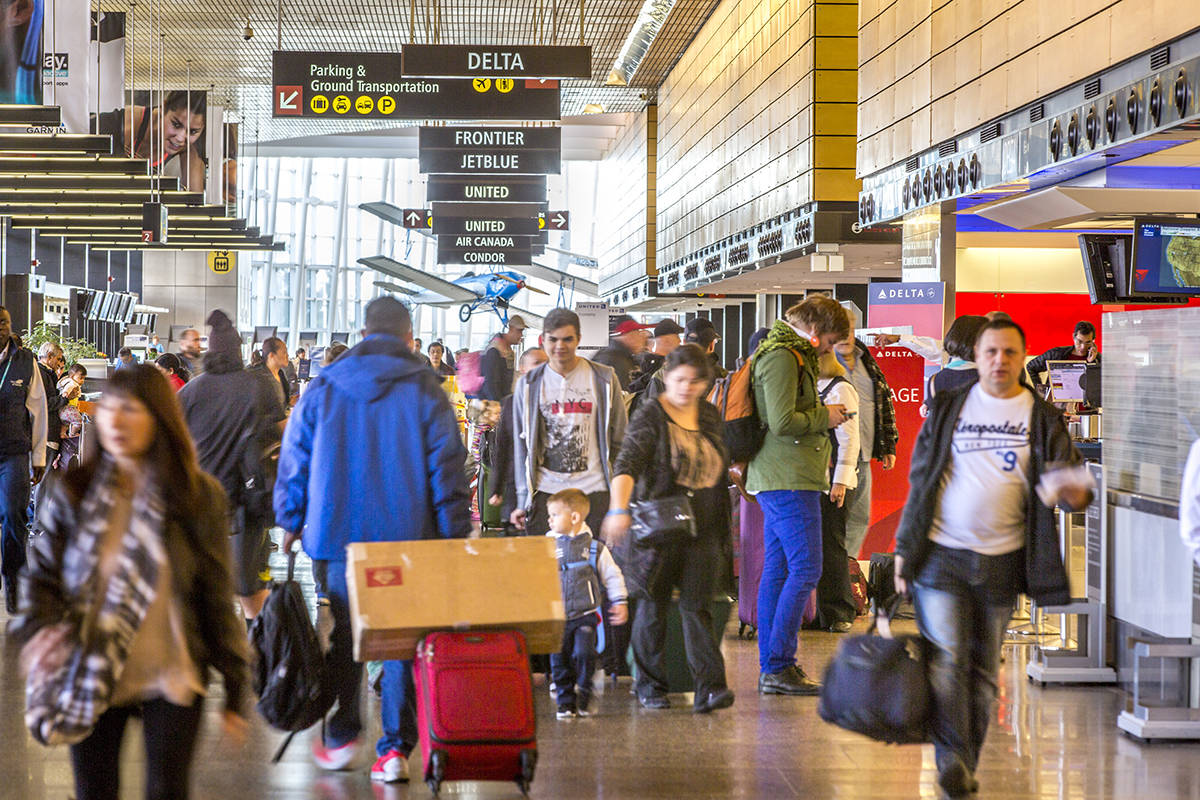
[
  {"x1": 81, "y1": 290, "x2": 99, "y2": 319},
  {"x1": 96, "y1": 293, "x2": 114, "y2": 321},
  {"x1": 1046, "y1": 360, "x2": 1088, "y2": 403},
  {"x1": 330, "y1": 332, "x2": 350, "y2": 344},
  {"x1": 116, "y1": 294, "x2": 134, "y2": 323},
  {"x1": 1078, "y1": 234, "x2": 1130, "y2": 303},
  {"x1": 1130, "y1": 217, "x2": 1200, "y2": 296},
  {"x1": 254, "y1": 325, "x2": 278, "y2": 344}
]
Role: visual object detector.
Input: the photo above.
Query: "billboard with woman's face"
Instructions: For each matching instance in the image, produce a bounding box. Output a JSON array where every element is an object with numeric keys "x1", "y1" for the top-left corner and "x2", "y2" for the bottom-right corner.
[{"x1": 97, "y1": 89, "x2": 208, "y2": 193}]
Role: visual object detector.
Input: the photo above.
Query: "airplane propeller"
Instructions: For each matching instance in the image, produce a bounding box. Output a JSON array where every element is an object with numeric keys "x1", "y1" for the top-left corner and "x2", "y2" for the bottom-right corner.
[{"x1": 494, "y1": 273, "x2": 551, "y2": 295}]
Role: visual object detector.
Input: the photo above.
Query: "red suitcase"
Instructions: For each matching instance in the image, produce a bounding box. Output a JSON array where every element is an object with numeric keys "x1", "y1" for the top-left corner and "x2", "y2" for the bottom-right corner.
[{"x1": 414, "y1": 630, "x2": 538, "y2": 797}]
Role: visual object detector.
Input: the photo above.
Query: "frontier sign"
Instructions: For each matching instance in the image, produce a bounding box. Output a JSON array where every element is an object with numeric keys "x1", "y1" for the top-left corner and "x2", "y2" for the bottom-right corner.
[
  {"x1": 418, "y1": 126, "x2": 561, "y2": 175},
  {"x1": 401, "y1": 45, "x2": 591, "y2": 79}
]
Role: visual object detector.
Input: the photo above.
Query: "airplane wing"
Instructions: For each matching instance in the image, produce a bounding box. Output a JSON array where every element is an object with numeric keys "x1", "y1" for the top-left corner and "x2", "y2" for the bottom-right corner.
[
  {"x1": 372, "y1": 280, "x2": 417, "y2": 295},
  {"x1": 359, "y1": 202, "x2": 410, "y2": 228},
  {"x1": 544, "y1": 245, "x2": 599, "y2": 268},
  {"x1": 524, "y1": 261, "x2": 600, "y2": 297},
  {"x1": 358, "y1": 255, "x2": 478, "y2": 303}
]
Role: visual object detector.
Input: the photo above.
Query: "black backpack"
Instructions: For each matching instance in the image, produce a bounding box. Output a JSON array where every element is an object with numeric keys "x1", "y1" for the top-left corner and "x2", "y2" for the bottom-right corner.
[
  {"x1": 250, "y1": 551, "x2": 334, "y2": 756},
  {"x1": 238, "y1": 426, "x2": 281, "y2": 528}
]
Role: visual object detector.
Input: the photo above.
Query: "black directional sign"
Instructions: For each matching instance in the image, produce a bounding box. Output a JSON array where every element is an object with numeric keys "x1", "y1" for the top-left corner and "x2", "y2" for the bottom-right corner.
[
  {"x1": 543, "y1": 210, "x2": 569, "y2": 231},
  {"x1": 271, "y1": 52, "x2": 560, "y2": 120},
  {"x1": 399, "y1": 208, "x2": 432, "y2": 229},
  {"x1": 431, "y1": 202, "x2": 543, "y2": 236},
  {"x1": 418, "y1": 126, "x2": 561, "y2": 175},
  {"x1": 437, "y1": 235, "x2": 533, "y2": 266},
  {"x1": 401, "y1": 45, "x2": 592, "y2": 79},
  {"x1": 426, "y1": 174, "x2": 547, "y2": 203}
]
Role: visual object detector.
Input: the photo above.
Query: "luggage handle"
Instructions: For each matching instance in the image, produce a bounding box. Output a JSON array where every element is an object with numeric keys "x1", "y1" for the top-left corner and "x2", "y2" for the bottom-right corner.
[
  {"x1": 868, "y1": 595, "x2": 906, "y2": 640},
  {"x1": 286, "y1": 548, "x2": 298, "y2": 584}
]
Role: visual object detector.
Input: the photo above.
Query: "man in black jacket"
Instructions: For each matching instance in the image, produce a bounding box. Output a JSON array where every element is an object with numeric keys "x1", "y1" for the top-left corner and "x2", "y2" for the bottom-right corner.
[
  {"x1": 594, "y1": 315, "x2": 653, "y2": 391},
  {"x1": 1025, "y1": 320, "x2": 1099, "y2": 387},
  {"x1": 480, "y1": 315, "x2": 527, "y2": 400},
  {"x1": 32, "y1": 343, "x2": 68, "y2": 532},
  {"x1": 893, "y1": 319, "x2": 1090, "y2": 798}
]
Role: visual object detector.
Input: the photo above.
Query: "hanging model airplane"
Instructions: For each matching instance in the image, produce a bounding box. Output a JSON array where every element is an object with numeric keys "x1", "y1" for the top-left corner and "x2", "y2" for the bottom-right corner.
[{"x1": 359, "y1": 255, "x2": 549, "y2": 324}]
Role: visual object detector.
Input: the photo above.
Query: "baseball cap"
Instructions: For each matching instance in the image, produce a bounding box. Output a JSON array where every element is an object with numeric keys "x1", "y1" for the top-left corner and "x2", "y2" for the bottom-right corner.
[
  {"x1": 653, "y1": 319, "x2": 685, "y2": 337},
  {"x1": 610, "y1": 314, "x2": 654, "y2": 336},
  {"x1": 684, "y1": 317, "x2": 719, "y2": 342},
  {"x1": 507, "y1": 314, "x2": 528, "y2": 330}
]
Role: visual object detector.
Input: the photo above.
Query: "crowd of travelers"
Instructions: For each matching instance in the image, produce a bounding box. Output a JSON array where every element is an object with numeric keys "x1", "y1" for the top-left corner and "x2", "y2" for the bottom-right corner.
[{"x1": 0, "y1": 294, "x2": 1098, "y2": 800}]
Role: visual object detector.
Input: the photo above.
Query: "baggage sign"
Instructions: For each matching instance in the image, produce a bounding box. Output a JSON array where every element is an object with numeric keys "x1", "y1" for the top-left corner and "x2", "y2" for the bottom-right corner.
[
  {"x1": 271, "y1": 51, "x2": 561, "y2": 120},
  {"x1": 401, "y1": 44, "x2": 592, "y2": 79}
]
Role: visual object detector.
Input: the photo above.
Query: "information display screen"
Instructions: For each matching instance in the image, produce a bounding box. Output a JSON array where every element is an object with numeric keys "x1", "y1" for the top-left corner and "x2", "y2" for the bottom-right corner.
[
  {"x1": 1046, "y1": 360, "x2": 1087, "y2": 403},
  {"x1": 1131, "y1": 218, "x2": 1200, "y2": 295}
]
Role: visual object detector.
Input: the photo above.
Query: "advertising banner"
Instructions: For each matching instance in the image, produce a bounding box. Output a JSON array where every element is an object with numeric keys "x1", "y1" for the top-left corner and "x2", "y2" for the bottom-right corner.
[
  {"x1": 42, "y1": 0, "x2": 88, "y2": 131},
  {"x1": 97, "y1": 89, "x2": 208, "y2": 192},
  {"x1": 0, "y1": 0, "x2": 42, "y2": 104},
  {"x1": 857, "y1": 345, "x2": 926, "y2": 558},
  {"x1": 89, "y1": 11, "x2": 124, "y2": 129}
]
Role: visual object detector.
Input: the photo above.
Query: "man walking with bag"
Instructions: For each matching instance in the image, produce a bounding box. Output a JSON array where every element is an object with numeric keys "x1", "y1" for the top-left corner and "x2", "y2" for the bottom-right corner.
[
  {"x1": 894, "y1": 318, "x2": 1091, "y2": 798},
  {"x1": 275, "y1": 297, "x2": 471, "y2": 784}
]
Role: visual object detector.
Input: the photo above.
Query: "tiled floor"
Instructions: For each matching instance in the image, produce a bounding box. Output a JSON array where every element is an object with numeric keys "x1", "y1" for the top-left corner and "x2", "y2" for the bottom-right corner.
[{"x1": 3, "y1": 546, "x2": 1200, "y2": 799}]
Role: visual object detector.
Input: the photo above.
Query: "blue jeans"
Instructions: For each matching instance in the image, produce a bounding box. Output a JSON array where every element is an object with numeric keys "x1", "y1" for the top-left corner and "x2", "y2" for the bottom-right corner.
[
  {"x1": 755, "y1": 490, "x2": 822, "y2": 674},
  {"x1": 319, "y1": 558, "x2": 418, "y2": 758},
  {"x1": 0, "y1": 453, "x2": 30, "y2": 589},
  {"x1": 550, "y1": 613, "x2": 599, "y2": 707},
  {"x1": 912, "y1": 544, "x2": 1022, "y2": 773}
]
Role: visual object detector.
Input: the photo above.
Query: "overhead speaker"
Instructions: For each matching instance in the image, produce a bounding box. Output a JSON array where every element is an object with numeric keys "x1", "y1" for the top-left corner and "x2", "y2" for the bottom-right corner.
[
  {"x1": 1174, "y1": 69, "x2": 1189, "y2": 115},
  {"x1": 1085, "y1": 106, "x2": 1100, "y2": 148},
  {"x1": 1067, "y1": 113, "x2": 1081, "y2": 155},
  {"x1": 1126, "y1": 90, "x2": 1140, "y2": 133},
  {"x1": 1105, "y1": 98, "x2": 1119, "y2": 141},
  {"x1": 1150, "y1": 79, "x2": 1163, "y2": 126},
  {"x1": 1050, "y1": 120, "x2": 1064, "y2": 160}
]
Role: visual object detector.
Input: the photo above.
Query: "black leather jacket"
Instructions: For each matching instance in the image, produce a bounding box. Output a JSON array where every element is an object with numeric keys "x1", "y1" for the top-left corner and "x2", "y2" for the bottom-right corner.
[
  {"x1": 894, "y1": 380, "x2": 1084, "y2": 606},
  {"x1": 12, "y1": 470, "x2": 250, "y2": 713}
]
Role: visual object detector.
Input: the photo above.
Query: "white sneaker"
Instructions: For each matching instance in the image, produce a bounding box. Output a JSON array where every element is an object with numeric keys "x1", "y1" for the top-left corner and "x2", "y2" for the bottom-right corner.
[
  {"x1": 370, "y1": 749, "x2": 410, "y2": 783},
  {"x1": 312, "y1": 737, "x2": 359, "y2": 771}
]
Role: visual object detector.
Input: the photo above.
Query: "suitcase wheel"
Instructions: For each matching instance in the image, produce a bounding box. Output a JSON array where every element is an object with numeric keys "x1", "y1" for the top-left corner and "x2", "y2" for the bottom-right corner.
[
  {"x1": 738, "y1": 623, "x2": 756, "y2": 640},
  {"x1": 427, "y1": 750, "x2": 447, "y2": 797},
  {"x1": 516, "y1": 749, "x2": 537, "y2": 795}
]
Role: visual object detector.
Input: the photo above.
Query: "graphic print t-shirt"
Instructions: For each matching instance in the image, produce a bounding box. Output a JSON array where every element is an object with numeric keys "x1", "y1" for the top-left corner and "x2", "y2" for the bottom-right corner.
[
  {"x1": 929, "y1": 384, "x2": 1034, "y2": 555},
  {"x1": 537, "y1": 362, "x2": 606, "y2": 495}
]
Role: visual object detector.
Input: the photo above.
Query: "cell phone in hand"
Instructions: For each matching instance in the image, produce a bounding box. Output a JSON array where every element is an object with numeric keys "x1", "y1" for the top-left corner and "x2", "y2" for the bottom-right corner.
[{"x1": 844, "y1": 410, "x2": 857, "y2": 418}]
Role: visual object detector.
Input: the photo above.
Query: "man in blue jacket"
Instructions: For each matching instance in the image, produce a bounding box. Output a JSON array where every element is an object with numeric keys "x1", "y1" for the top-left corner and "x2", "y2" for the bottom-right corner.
[{"x1": 276, "y1": 296, "x2": 471, "y2": 784}]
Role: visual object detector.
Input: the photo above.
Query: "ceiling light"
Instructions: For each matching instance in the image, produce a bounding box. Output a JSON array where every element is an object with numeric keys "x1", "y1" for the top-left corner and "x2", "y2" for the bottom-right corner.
[
  {"x1": 608, "y1": 0, "x2": 680, "y2": 87},
  {"x1": 582, "y1": 103, "x2": 606, "y2": 114},
  {"x1": 605, "y1": 70, "x2": 627, "y2": 87}
]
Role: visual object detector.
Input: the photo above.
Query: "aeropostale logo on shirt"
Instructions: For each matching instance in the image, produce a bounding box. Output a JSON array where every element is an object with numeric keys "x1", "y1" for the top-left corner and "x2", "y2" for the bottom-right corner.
[{"x1": 952, "y1": 419, "x2": 1029, "y2": 453}]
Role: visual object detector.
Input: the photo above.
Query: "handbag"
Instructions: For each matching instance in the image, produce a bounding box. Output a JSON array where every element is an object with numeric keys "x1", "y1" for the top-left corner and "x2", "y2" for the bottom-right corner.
[
  {"x1": 630, "y1": 494, "x2": 697, "y2": 547},
  {"x1": 24, "y1": 603, "x2": 108, "y2": 746},
  {"x1": 816, "y1": 597, "x2": 930, "y2": 744}
]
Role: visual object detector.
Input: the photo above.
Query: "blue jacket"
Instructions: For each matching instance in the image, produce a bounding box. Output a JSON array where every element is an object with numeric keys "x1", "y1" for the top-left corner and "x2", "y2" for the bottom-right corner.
[{"x1": 274, "y1": 334, "x2": 471, "y2": 560}]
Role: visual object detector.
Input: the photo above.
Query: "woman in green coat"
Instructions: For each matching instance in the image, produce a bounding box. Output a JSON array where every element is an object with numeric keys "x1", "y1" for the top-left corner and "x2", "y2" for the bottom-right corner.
[{"x1": 747, "y1": 295, "x2": 852, "y2": 695}]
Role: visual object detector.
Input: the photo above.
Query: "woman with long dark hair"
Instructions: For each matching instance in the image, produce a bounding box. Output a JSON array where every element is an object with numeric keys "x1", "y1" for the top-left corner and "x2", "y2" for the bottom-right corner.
[
  {"x1": 154, "y1": 352, "x2": 189, "y2": 391},
  {"x1": 99, "y1": 90, "x2": 207, "y2": 191},
  {"x1": 602, "y1": 343, "x2": 735, "y2": 713},
  {"x1": 13, "y1": 365, "x2": 249, "y2": 800}
]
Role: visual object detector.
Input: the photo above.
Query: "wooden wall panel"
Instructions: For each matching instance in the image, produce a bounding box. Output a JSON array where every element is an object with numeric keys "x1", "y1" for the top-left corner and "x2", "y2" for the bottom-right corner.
[{"x1": 858, "y1": 0, "x2": 1200, "y2": 176}]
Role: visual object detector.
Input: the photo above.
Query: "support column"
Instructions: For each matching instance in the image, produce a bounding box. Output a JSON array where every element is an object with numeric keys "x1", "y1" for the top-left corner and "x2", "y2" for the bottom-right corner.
[{"x1": 901, "y1": 203, "x2": 956, "y2": 331}]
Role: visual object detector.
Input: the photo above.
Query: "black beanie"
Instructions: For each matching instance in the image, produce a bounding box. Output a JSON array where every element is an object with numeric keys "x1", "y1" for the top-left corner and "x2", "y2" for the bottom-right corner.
[{"x1": 203, "y1": 310, "x2": 244, "y2": 373}]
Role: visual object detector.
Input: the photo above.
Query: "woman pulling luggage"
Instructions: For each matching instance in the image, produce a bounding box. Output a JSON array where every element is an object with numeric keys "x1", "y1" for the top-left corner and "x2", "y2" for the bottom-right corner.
[{"x1": 602, "y1": 344, "x2": 735, "y2": 713}]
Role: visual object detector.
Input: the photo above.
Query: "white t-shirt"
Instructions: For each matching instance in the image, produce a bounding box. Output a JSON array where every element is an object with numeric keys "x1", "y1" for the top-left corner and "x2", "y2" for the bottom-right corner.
[
  {"x1": 537, "y1": 362, "x2": 607, "y2": 495},
  {"x1": 929, "y1": 384, "x2": 1034, "y2": 555}
]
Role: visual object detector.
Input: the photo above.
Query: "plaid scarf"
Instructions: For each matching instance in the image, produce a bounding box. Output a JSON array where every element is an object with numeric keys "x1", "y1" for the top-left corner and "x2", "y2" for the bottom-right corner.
[{"x1": 26, "y1": 459, "x2": 166, "y2": 746}]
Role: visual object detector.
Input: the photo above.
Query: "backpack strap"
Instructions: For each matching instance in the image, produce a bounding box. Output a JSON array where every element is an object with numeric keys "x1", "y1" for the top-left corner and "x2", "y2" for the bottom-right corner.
[{"x1": 819, "y1": 374, "x2": 848, "y2": 403}]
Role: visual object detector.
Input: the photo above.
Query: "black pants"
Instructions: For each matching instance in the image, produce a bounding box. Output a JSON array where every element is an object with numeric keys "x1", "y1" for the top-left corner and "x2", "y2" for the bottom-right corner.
[
  {"x1": 631, "y1": 534, "x2": 728, "y2": 702},
  {"x1": 550, "y1": 613, "x2": 600, "y2": 707},
  {"x1": 70, "y1": 697, "x2": 204, "y2": 800},
  {"x1": 816, "y1": 490, "x2": 858, "y2": 628}
]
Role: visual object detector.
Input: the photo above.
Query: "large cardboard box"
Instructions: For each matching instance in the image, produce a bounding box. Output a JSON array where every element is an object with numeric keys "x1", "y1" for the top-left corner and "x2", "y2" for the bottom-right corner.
[{"x1": 346, "y1": 538, "x2": 566, "y2": 661}]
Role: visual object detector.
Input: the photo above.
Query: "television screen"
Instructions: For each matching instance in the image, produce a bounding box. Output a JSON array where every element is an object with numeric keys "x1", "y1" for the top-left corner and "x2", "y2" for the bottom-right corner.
[
  {"x1": 81, "y1": 289, "x2": 99, "y2": 319},
  {"x1": 254, "y1": 326, "x2": 277, "y2": 344},
  {"x1": 1046, "y1": 360, "x2": 1088, "y2": 403},
  {"x1": 1131, "y1": 218, "x2": 1200, "y2": 296},
  {"x1": 97, "y1": 293, "x2": 114, "y2": 321},
  {"x1": 1078, "y1": 234, "x2": 1129, "y2": 303}
]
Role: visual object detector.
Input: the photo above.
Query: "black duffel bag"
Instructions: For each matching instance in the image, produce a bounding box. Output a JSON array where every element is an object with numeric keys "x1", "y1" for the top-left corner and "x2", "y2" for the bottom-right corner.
[{"x1": 817, "y1": 597, "x2": 930, "y2": 744}]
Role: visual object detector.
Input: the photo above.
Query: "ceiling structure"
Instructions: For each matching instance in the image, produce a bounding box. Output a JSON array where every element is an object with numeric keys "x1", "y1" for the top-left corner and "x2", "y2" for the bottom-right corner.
[{"x1": 115, "y1": 0, "x2": 721, "y2": 144}]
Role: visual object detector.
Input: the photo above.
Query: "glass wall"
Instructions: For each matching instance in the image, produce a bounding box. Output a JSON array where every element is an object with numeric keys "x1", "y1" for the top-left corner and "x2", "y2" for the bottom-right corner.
[{"x1": 241, "y1": 155, "x2": 601, "y2": 353}]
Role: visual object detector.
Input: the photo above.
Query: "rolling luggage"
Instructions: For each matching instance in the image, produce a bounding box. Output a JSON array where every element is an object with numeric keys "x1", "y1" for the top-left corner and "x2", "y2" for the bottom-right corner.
[
  {"x1": 738, "y1": 497, "x2": 817, "y2": 637},
  {"x1": 414, "y1": 630, "x2": 538, "y2": 797},
  {"x1": 737, "y1": 497, "x2": 764, "y2": 637}
]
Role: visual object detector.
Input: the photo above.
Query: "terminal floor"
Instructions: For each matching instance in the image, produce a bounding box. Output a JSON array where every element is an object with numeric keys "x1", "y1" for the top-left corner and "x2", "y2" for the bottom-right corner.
[{"x1": 2, "y1": 546, "x2": 1200, "y2": 800}]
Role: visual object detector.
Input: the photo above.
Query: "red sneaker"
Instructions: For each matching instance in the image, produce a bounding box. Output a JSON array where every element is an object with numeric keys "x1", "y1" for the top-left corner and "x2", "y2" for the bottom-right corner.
[
  {"x1": 311, "y1": 737, "x2": 359, "y2": 771},
  {"x1": 370, "y1": 749, "x2": 410, "y2": 783}
]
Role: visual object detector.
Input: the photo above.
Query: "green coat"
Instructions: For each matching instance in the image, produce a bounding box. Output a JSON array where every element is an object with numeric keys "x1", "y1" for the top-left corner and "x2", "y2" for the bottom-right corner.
[{"x1": 745, "y1": 348, "x2": 831, "y2": 494}]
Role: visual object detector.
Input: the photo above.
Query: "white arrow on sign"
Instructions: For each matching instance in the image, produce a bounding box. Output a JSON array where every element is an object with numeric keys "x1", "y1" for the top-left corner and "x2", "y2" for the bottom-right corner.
[
  {"x1": 406, "y1": 211, "x2": 422, "y2": 225},
  {"x1": 278, "y1": 90, "x2": 299, "y2": 110},
  {"x1": 552, "y1": 213, "x2": 566, "y2": 228}
]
